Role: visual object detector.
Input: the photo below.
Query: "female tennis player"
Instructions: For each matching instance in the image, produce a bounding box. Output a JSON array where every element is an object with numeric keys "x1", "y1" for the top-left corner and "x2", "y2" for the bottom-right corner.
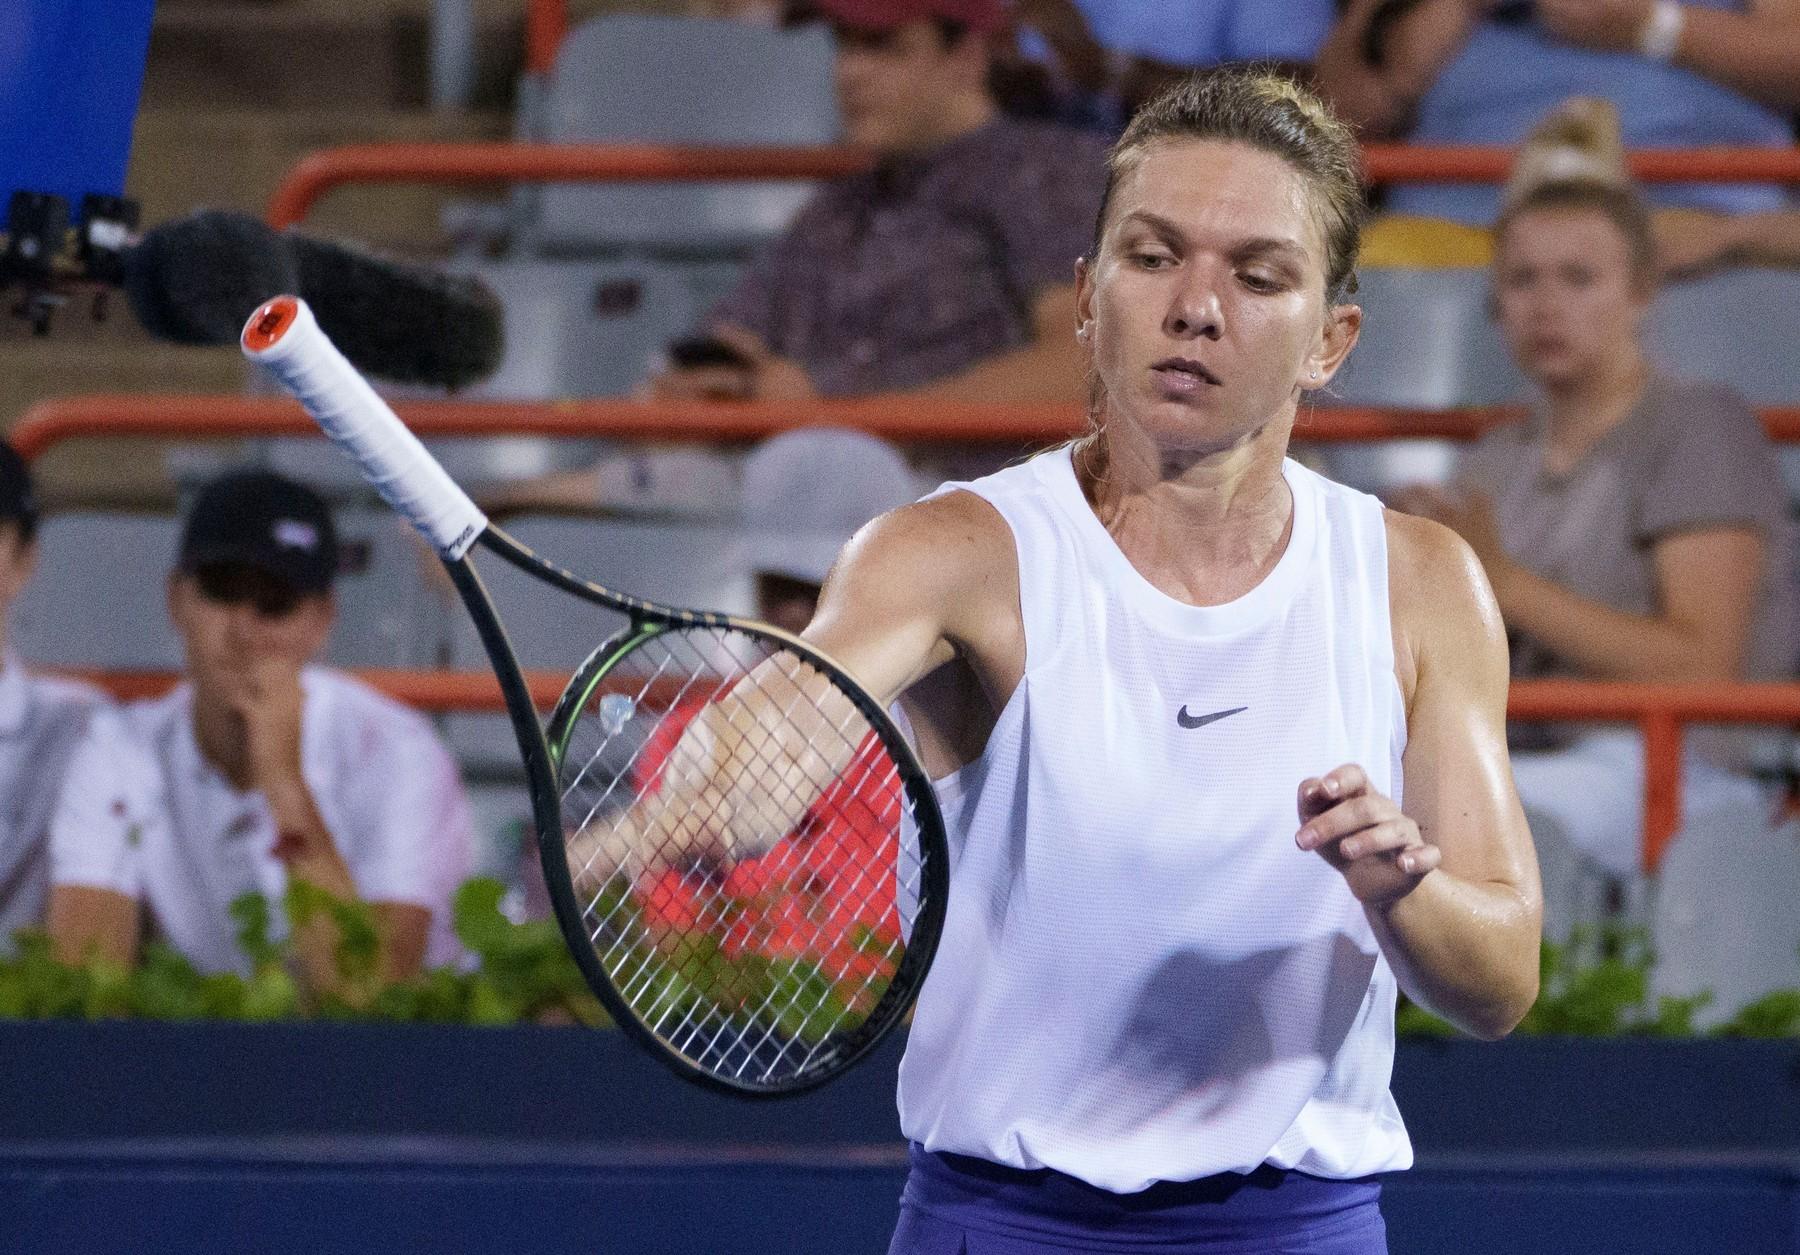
[{"x1": 608, "y1": 68, "x2": 1542, "y2": 1251}]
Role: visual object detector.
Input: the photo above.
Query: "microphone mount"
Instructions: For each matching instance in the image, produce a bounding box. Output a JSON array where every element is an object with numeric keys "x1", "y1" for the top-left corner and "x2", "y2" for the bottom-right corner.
[{"x1": 1, "y1": 190, "x2": 140, "y2": 335}]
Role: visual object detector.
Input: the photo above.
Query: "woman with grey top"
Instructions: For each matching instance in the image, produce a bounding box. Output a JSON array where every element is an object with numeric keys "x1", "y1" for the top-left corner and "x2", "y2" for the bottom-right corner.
[{"x1": 1396, "y1": 177, "x2": 1799, "y2": 938}]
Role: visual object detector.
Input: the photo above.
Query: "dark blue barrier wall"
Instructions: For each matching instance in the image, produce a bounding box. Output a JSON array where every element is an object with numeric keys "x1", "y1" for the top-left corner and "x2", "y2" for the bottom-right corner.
[
  {"x1": 2, "y1": 1143, "x2": 1796, "y2": 1254},
  {"x1": 0, "y1": 1024, "x2": 1796, "y2": 1253}
]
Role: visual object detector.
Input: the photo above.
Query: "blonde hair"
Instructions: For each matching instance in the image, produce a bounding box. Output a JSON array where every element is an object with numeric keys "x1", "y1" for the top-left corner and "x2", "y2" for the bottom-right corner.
[{"x1": 1091, "y1": 68, "x2": 1368, "y2": 304}]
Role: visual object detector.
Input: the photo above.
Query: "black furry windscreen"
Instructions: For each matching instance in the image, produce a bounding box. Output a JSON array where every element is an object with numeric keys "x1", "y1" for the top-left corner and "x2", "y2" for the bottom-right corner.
[
  {"x1": 121, "y1": 209, "x2": 506, "y2": 390},
  {"x1": 288, "y1": 233, "x2": 505, "y2": 391},
  {"x1": 122, "y1": 210, "x2": 298, "y2": 346}
]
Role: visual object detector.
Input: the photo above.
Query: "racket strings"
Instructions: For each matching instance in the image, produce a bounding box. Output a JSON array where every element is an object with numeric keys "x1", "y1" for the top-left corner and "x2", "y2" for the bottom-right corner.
[{"x1": 555, "y1": 624, "x2": 929, "y2": 1086}]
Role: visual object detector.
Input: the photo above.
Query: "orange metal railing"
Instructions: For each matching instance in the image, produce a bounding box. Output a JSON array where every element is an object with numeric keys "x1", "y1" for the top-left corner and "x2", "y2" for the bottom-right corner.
[
  {"x1": 66, "y1": 667, "x2": 1800, "y2": 876},
  {"x1": 14, "y1": 395, "x2": 1800, "y2": 462},
  {"x1": 18, "y1": 393, "x2": 1800, "y2": 875},
  {"x1": 264, "y1": 142, "x2": 1800, "y2": 229}
]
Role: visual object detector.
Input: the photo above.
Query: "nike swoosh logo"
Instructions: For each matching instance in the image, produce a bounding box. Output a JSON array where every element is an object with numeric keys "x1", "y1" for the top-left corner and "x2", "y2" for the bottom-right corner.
[{"x1": 1176, "y1": 705, "x2": 1247, "y2": 730}]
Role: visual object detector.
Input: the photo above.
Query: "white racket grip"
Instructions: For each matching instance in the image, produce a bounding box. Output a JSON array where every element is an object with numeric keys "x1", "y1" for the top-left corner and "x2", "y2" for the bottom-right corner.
[{"x1": 240, "y1": 296, "x2": 487, "y2": 559}]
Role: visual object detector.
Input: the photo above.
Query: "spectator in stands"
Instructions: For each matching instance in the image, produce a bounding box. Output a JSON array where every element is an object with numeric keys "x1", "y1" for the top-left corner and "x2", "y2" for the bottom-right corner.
[
  {"x1": 1007, "y1": 0, "x2": 1338, "y2": 129},
  {"x1": 651, "y1": 0, "x2": 1109, "y2": 404},
  {"x1": 46, "y1": 470, "x2": 474, "y2": 996},
  {"x1": 1393, "y1": 177, "x2": 1799, "y2": 936},
  {"x1": 1313, "y1": 0, "x2": 1800, "y2": 234},
  {"x1": 0, "y1": 444, "x2": 107, "y2": 953}
]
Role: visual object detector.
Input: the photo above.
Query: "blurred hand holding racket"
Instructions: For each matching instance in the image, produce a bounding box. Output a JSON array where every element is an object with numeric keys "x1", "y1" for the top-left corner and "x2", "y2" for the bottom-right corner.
[{"x1": 242, "y1": 295, "x2": 948, "y2": 1096}]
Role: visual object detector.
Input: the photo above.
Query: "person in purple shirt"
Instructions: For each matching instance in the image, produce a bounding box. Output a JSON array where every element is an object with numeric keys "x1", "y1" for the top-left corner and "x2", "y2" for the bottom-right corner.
[{"x1": 649, "y1": 0, "x2": 1110, "y2": 405}]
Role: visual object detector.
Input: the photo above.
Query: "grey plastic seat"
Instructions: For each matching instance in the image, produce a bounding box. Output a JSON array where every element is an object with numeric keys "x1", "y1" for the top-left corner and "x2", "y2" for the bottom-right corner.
[
  {"x1": 534, "y1": 14, "x2": 840, "y2": 256},
  {"x1": 1645, "y1": 268, "x2": 1800, "y2": 406},
  {"x1": 1331, "y1": 267, "x2": 1525, "y2": 408},
  {"x1": 324, "y1": 506, "x2": 456, "y2": 669},
  {"x1": 443, "y1": 516, "x2": 755, "y2": 773},
  {"x1": 454, "y1": 257, "x2": 704, "y2": 401},
  {"x1": 1317, "y1": 267, "x2": 1525, "y2": 493},
  {"x1": 1651, "y1": 806, "x2": 1800, "y2": 1030},
  {"x1": 13, "y1": 513, "x2": 184, "y2": 670}
]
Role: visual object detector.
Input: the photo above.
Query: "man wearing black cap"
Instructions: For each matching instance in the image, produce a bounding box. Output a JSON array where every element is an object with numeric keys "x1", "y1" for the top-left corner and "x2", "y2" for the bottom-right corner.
[
  {"x1": 46, "y1": 470, "x2": 472, "y2": 995},
  {"x1": 0, "y1": 441, "x2": 108, "y2": 951}
]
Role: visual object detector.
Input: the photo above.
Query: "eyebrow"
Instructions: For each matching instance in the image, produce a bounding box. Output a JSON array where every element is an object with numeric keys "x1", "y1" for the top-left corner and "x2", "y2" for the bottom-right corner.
[{"x1": 1114, "y1": 212, "x2": 1308, "y2": 264}]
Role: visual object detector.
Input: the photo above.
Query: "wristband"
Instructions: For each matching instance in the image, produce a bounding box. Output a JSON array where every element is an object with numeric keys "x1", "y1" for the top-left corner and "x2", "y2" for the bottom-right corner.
[{"x1": 1638, "y1": 0, "x2": 1685, "y2": 62}]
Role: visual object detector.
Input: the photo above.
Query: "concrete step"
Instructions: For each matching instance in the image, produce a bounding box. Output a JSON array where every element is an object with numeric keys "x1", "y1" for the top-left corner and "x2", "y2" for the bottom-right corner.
[
  {"x1": 126, "y1": 107, "x2": 510, "y2": 252},
  {"x1": 141, "y1": 1, "x2": 529, "y2": 111},
  {"x1": 0, "y1": 340, "x2": 247, "y2": 509}
]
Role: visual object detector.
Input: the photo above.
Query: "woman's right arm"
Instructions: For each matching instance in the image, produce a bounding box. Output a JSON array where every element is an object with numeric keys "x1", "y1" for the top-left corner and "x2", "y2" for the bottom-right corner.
[
  {"x1": 575, "y1": 494, "x2": 1008, "y2": 879},
  {"x1": 1313, "y1": 0, "x2": 1487, "y2": 137}
]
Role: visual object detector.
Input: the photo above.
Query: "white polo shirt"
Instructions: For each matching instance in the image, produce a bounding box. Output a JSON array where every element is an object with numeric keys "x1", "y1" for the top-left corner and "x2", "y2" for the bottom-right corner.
[
  {"x1": 0, "y1": 655, "x2": 107, "y2": 950},
  {"x1": 49, "y1": 666, "x2": 473, "y2": 974}
]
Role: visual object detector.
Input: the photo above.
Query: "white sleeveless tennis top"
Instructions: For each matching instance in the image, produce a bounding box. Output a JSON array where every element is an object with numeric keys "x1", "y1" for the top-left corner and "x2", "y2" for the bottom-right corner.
[{"x1": 896, "y1": 446, "x2": 1413, "y2": 1193}]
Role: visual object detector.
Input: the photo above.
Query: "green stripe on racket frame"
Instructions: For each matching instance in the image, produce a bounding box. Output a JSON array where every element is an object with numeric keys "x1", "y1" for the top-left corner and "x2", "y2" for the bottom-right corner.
[{"x1": 243, "y1": 295, "x2": 949, "y2": 1097}]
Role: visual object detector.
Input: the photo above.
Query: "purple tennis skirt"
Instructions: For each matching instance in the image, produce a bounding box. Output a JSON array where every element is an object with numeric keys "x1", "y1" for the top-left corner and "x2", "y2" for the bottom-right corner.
[{"x1": 888, "y1": 1144, "x2": 1387, "y2": 1255}]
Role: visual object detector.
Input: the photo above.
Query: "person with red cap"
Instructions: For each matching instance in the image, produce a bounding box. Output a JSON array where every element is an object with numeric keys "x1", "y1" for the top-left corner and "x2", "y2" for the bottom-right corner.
[{"x1": 648, "y1": 0, "x2": 1111, "y2": 408}]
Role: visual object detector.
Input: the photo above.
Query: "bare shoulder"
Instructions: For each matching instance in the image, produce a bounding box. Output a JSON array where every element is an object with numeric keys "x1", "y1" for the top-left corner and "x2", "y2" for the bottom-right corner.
[
  {"x1": 829, "y1": 490, "x2": 1017, "y2": 618},
  {"x1": 1383, "y1": 509, "x2": 1508, "y2": 704}
]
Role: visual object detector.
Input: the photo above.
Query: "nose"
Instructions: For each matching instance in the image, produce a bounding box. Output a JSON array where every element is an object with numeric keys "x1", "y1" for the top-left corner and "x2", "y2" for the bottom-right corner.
[
  {"x1": 222, "y1": 601, "x2": 264, "y2": 649},
  {"x1": 1163, "y1": 270, "x2": 1223, "y2": 342}
]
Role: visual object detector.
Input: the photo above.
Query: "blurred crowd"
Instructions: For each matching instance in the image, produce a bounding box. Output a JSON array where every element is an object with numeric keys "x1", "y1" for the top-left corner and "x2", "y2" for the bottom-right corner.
[{"x1": 3, "y1": 0, "x2": 1797, "y2": 1010}]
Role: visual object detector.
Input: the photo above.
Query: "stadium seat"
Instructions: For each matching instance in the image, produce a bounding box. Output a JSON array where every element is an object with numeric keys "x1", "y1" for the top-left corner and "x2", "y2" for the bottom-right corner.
[
  {"x1": 1651, "y1": 803, "x2": 1800, "y2": 1030},
  {"x1": 1318, "y1": 267, "x2": 1525, "y2": 492},
  {"x1": 532, "y1": 14, "x2": 840, "y2": 257},
  {"x1": 252, "y1": 253, "x2": 732, "y2": 500},
  {"x1": 451, "y1": 257, "x2": 705, "y2": 401},
  {"x1": 324, "y1": 506, "x2": 456, "y2": 669},
  {"x1": 1330, "y1": 267, "x2": 1525, "y2": 408},
  {"x1": 1644, "y1": 268, "x2": 1800, "y2": 406},
  {"x1": 13, "y1": 513, "x2": 184, "y2": 669}
]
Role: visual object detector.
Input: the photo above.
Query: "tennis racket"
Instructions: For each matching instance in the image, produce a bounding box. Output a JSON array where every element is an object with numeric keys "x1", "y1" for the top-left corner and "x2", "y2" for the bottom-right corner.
[{"x1": 241, "y1": 295, "x2": 949, "y2": 1097}]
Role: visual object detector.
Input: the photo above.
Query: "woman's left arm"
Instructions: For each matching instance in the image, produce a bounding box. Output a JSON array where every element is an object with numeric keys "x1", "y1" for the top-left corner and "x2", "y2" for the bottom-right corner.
[
  {"x1": 1300, "y1": 513, "x2": 1542, "y2": 1039},
  {"x1": 1492, "y1": 524, "x2": 1765, "y2": 683},
  {"x1": 1399, "y1": 484, "x2": 1766, "y2": 683}
]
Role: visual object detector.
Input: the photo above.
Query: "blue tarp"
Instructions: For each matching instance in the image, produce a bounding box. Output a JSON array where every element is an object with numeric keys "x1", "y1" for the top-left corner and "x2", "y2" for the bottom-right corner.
[{"x1": 0, "y1": 0, "x2": 155, "y2": 219}]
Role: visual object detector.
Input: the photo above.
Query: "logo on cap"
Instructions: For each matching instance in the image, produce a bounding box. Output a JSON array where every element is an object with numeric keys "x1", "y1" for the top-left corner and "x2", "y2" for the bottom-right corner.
[{"x1": 273, "y1": 519, "x2": 319, "y2": 551}]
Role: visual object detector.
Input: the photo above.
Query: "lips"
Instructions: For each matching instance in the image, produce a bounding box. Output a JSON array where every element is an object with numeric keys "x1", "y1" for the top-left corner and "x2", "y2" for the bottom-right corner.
[{"x1": 1151, "y1": 357, "x2": 1222, "y2": 386}]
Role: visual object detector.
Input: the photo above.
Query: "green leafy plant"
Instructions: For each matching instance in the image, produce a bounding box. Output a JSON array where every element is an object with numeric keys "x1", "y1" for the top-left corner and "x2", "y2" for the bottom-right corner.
[
  {"x1": 4, "y1": 885, "x2": 1794, "y2": 1036},
  {"x1": 0, "y1": 877, "x2": 607, "y2": 1026}
]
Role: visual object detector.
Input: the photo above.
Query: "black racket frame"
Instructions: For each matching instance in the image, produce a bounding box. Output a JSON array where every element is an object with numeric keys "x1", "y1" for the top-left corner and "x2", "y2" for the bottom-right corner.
[{"x1": 445, "y1": 525, "x2": 950, "y2": 1098}]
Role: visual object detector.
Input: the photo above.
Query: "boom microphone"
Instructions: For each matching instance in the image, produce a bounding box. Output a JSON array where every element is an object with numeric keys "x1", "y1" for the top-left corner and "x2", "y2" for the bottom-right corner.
[{"x1": 121, "y1": 210, "x2": 504, "y2": 389}]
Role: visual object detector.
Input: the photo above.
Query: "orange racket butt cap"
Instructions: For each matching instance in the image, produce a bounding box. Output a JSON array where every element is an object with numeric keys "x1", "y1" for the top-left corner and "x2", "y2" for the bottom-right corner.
[{"x1": 242, "y1": 295, "x2": 301, "y2": 352}]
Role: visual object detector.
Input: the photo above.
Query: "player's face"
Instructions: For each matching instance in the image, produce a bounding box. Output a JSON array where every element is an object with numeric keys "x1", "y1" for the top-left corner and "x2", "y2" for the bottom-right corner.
[
  {"x1": 1494, "y1": 208, "x2": 1649, "y2": 391},
  {"x1": 0, "y1": 524, "x2": 37, "y2": 624},
  {"x1": 168, "y1": 565, "x2": 334, "y2": 694},
  {"x1": 1077, "y1": 139, "x2": 1358, "y2": 455},
  {"x1": 832, "y1": 20, "x2": 983, "y2": 154}
]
